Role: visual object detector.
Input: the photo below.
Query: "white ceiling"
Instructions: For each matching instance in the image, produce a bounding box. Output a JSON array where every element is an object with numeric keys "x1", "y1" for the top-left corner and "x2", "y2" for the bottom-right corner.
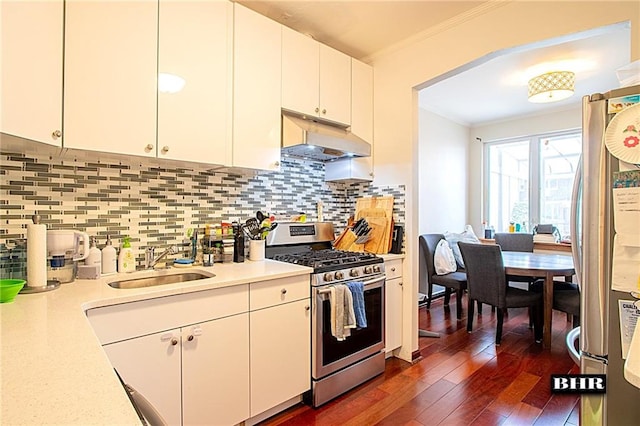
[{"x1": 236, "y1": 1, "x2": 632, "y2": 127}]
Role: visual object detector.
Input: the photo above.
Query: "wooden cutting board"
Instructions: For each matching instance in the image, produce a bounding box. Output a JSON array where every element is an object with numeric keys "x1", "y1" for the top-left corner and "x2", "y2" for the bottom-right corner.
[
  {"x1": 354, "y1": 196, "x2": 395, "y2": 254},
  {"x1": 363, "y1": 216, "x2": 390, "y2": 254},
  {"x1": 355, "y1": 196, "x2": 394, "y2": 218}
]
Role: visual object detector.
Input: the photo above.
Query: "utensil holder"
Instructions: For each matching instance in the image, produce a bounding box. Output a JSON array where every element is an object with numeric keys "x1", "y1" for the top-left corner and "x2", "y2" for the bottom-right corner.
[{"x1": 249, "y1": 239, "x2": 265, "y2": 261}]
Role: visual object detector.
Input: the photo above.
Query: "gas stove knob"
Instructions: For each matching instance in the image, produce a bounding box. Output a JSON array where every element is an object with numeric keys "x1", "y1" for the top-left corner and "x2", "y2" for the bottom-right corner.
[
  {"x1": 349, "y1": 269, "x2": 359, "y2": 277},
  {"x1": 364, "y1": 266, "x2": 373, "y2": 274},
  {"x1": 323, "y1": 273, "x2": 334, "y2": 282},
  {"x1": 334, "y1": 271, "x2": 344, "y2": 280},
  {"x1": 372, "y1": 265, "x2": 381, "y2": 273}
]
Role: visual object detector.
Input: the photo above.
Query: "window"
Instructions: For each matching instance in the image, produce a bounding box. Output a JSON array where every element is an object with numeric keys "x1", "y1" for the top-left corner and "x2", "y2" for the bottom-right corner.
[{"x1": 484, "y1": 130, "x2": 581, "y2": 239}]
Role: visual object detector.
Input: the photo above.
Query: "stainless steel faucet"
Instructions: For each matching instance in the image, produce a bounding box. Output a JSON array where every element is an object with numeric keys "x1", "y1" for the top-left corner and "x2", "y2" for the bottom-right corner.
[{"x1": 145, "y1": 246, "x2": 177, "y2": 269}]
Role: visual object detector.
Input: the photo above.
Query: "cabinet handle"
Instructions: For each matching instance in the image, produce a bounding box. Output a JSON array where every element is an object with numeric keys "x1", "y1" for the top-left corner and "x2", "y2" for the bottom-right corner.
[
  {"x1": 187, "y1": 335, "x2": 194, "y2": 342},
  {"x1": 171, "y1": 338, "x2": 178, "y2": 346},
  {"x1": 391, "y1": 267, "x2": 396, "y2": 272},
  {"x1": 305, "y1": 305, "x2": 310, "y2": 311},
  {"x1": 281, "y1": 288, "x2": 287, "y2": 295},
  {"x1": 161, "y1": 146, "x2": 169, "y2": 154},
  {"x1": 322, "y1": 109, "x2": 326, "y2": 114},
  {"x1": 369, "y1": 172, "x2": 374, "y2": 177},
  {"x1": 315, "y1": 107, "x2": 320, "y2": 113},
  {"x1": 274, "y1": 161, "x2": 280, "y2": 168},
  {"x1": 399, "y1": 282, "x2": 403, "y2": 286},
  {"x1": 51, "y1": 130, "x2": 62, "y2": 140},
  {"x1": 145, "y1": 144, "x2": 154, "y2": 152}
]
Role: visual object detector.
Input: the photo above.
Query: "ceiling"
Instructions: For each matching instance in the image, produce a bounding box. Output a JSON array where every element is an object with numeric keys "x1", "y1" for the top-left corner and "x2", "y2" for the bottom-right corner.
[{"x1": 236, "y1": 1, "x2": 632, "y2": 127}]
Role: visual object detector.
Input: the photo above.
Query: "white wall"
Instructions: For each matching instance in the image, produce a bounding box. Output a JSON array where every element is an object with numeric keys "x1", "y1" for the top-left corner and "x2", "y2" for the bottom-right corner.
[
  {"x1": 418, "y1": 107, "x2": 469, "y2": 234},
  {"x1": 370, "y1": 0, "x2": 639, "y2": 361},
  {"x1": 472, "y1": 106, "x2": 582, "y2": 142}
]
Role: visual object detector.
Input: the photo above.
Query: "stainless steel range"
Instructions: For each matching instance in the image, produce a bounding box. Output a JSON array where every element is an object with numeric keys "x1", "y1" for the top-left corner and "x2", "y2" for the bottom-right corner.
[{"x1": 266, "y1": 222, "x2": 386, "y2": 407}]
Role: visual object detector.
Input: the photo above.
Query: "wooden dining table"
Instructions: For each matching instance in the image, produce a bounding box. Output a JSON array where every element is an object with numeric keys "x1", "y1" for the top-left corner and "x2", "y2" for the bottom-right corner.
[{"x1": 501, "y1": 251, "x2": 576, "y2": 349}]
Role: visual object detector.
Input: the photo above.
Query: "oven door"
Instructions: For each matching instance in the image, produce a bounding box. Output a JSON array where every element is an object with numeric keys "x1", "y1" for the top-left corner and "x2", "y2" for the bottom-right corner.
[{"x1": 312, "y1": 275, "x2": 385, "y2": 379}]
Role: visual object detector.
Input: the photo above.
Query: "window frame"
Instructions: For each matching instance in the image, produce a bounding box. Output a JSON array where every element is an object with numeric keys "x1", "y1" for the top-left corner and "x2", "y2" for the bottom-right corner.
[{"x1": 483, "y1": 128, "x2": 581, "y2": 234}]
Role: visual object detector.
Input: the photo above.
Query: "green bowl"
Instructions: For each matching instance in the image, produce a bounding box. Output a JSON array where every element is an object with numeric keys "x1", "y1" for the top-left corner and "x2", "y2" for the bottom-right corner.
[{"x1": 0, "y1": 279, "x2": 26, "y2": 303}]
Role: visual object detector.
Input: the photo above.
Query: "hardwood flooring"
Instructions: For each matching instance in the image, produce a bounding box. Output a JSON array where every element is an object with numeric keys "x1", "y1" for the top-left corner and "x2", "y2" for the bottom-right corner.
[{"x1": 260, "y1": 295, "x2": 581, "y2": 426}]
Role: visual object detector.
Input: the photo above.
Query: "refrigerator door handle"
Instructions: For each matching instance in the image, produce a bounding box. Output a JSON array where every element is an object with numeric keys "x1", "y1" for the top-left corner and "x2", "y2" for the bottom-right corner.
[
  {"x1": 567, "y1": 326, "x2": 581, "y2": 366},
  {"x1": 570, "y1": 156, "x2": 582, "y2": 289}
]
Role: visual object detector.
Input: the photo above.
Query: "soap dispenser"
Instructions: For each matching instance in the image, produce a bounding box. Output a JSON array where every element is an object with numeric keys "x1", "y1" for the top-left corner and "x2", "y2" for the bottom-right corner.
[
  {"x1": 85, "y1": 236, "x2": 102, "y2": 275},
  {"x1": 118, "y1": 236, "x2": 136, "y2": 273},
  {"x1": 101, "y1": 235, "x2": 117, "y2": 275}
]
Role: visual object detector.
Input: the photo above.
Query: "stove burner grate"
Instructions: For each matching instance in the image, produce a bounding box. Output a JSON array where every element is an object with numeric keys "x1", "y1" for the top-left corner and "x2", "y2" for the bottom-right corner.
[{"x1": 273, "y1": 249, "x2": 380, "y2": 270}]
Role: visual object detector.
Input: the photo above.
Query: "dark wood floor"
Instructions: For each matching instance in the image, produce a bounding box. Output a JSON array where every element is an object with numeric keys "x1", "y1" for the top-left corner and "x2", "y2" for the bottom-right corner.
[{"x1": 261, "y1": 294, "x2": 581, "y2": 426}]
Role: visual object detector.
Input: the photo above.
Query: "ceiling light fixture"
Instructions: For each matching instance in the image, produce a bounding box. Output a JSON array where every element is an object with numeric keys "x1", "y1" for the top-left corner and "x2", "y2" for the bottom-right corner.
[{"x1": 527, "y1": 71, "x2": 575, "y2": 103}]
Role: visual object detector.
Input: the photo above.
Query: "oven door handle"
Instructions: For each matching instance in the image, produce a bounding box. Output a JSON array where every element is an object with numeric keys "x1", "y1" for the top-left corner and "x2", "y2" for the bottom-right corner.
[{"x1": 317, "y1": 274, "x2": 385, "y2": 294}]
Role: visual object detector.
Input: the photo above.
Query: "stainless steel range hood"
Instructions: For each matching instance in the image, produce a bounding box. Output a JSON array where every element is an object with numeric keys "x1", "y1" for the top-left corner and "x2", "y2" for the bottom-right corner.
[{"x1": 281, "y1": 112, "x2": 371, "y2": 162}]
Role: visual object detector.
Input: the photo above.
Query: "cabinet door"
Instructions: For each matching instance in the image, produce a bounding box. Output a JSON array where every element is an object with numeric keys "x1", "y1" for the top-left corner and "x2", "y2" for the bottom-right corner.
[
  {"x1": 182, "y1": 314, "x2": 249, "y2": 426},
  {"x1": 250, "y1": 299, "x2": 311, "y2": 416},
  {"x1": 386, "y1": 277, "x2": 403, "y2": 353},
  {"x1": 351, "y1": 59, "x2": 373, "y2": 143},
  {"x1": 319, "y1": 44, "x2": 351, "y2": 126},
  {"x1": 64, "y1": 0, "x2": 157, "y2": 157},
  {"x1": 158, "y1": 0, "x2": 231, "y2": 165},
  {"x1": 103, "y1": 330, "x2": 182, "y2": 426},
  {"x1": 233, "y1": 3, "x2": 282, "y2": 171},
  {"x1": 281, "y1": 25, "x2": 319, "y2": 118},
  {"x1": 1, "y1": 0, "x2": 63, "y2": 145}
]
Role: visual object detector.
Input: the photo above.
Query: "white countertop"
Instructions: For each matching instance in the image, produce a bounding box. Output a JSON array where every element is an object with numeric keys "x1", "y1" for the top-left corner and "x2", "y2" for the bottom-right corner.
[
  {"x1": 379, "y1": 253, "x2": 405, "y2": 262},
  {"x1": 0, "y1": 260, "x2": 312, "y2": 425}
]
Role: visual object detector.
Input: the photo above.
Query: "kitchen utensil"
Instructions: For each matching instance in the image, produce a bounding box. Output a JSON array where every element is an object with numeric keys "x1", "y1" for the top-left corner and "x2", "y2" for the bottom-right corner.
[
  {"x1": 245, "y1": 218, "x2": 261, "y2": 239},
  {"x1": 259, "y1": 222, "x2": 278, "y2": 240},
  {"x1": 0, "y1": 279, "x2": 25, "y2": 303}
]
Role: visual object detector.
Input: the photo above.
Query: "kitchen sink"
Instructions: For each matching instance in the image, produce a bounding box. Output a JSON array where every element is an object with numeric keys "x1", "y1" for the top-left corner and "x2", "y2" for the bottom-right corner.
[{"x1": 107, "y1": 270, "x2": 215, "y2": 289}]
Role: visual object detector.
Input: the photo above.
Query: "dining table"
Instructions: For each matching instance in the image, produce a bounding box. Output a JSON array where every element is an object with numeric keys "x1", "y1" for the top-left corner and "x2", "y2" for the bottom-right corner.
[{"x1": 501, "y1": 251, "x2": 576, "y2": 349}]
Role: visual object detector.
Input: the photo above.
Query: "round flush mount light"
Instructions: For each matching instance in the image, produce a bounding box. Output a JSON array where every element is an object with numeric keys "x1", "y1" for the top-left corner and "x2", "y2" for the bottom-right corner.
[{"x1": 528, "y1": 71, "x2": 575, "y2": 103}]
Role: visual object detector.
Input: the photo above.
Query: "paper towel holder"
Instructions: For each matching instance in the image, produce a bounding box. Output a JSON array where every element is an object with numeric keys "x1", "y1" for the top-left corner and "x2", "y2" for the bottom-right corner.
[
  {"x1": 19, "y1": 279, "x2": 60, "y2": 294},
  {"x1": 20, "y1": 215, "x2": 60, "y2": 294}
]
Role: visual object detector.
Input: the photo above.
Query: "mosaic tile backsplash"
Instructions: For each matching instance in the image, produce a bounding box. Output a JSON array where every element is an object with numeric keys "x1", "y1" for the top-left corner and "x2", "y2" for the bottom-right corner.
[{"x1": 1, "y1": 150, "x2": 405, "y2": 266}]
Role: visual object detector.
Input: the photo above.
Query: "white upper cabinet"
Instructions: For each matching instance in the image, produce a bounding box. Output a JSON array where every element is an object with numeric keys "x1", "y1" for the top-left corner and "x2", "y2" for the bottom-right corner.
[
  {"x1": 351, "y1": 58, "x2": 373, "y2": 143},
  {"x1": 319, "y1": 44, "x2": 351, "y2": 126},
  {"x1": 1, "y1": 0, "x2": 63, "y2": 146},
  {"x1": 232, "y1": 3, "x2": 282, "y2": 171},
  {"x1": 64, "y1": 0, "x2": 157, "y2": 157},
  {"x1": 158, "y1": 0, "x2": 232, "y2": 166},
  {"x1": 281, "y1": 26, "x2": 320, "y2": 118},
  {"x1": 282, "y1": 27, "x2": 351, "y2": 126}
]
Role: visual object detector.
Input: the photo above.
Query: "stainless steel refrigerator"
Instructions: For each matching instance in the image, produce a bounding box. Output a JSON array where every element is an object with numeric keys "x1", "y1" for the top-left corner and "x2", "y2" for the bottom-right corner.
[{"x1": 571, "y1": 84, "x2": 640, "y2": 425}]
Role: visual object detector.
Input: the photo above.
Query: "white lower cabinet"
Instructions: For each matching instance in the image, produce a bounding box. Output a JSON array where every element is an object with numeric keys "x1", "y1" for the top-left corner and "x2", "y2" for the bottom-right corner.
[
  {"x1": 104, "y1": 329, "x2": 182, "y2": 426},
  {"x1": 103, "y1": 313, "x2": 250, "y2": 426},
  {"x1": 87, "y1": 276, "x2": 311, "y2": 425},
  {"x1": 249, "y1": 275, "x2": 311, "y2": 417},
  {"x1": 385, "y1": 259, "x2": 403, "y2": 354},
  {"x1": 250, "y1": 298, "x2": 311, "y2": 416}
]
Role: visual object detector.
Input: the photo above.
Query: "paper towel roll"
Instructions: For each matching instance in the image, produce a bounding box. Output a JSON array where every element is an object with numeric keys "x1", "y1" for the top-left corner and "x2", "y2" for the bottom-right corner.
[{"x1": 27, "y1": 218, "x2": 47, "y2": 288}]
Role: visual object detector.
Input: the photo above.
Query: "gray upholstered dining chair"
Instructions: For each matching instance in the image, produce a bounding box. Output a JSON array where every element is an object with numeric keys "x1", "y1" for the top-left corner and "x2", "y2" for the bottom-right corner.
[
  {"x1": 458, "y1": 241, "x2": 542, "y2": 345},
  {"x1": 493, "y1": 232, "x2": 538, "y2": 288},
  {"x1": 553, "y1": 286, "x2": 580, "y2": 327},
  {"x1": 418, "y1": 234, "x2": 467, "y2": 320},
  {"x1": 493, "y1": 232, "x2": 534, "y2": 252}
]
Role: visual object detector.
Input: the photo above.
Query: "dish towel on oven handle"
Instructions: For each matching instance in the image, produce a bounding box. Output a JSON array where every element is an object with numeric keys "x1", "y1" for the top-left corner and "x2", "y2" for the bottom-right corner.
[
  {"x1": 346, "y1": 281, "x2": 367, "y2": 328},
  {"x1": 329, "y1": 284, "x2": 356, "y2": 341}
]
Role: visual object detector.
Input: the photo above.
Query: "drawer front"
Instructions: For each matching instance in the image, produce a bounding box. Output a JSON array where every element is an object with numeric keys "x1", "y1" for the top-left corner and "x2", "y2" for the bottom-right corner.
[
  {"x1": 87, "y1": 284, "x2": 249, "y2": 345},
  {"x1": 385, "y1": 259, "x2": 403, "y2": 280},
  {"x1": 250, "y1": 275, "x2": 309, "y2": 311}
]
